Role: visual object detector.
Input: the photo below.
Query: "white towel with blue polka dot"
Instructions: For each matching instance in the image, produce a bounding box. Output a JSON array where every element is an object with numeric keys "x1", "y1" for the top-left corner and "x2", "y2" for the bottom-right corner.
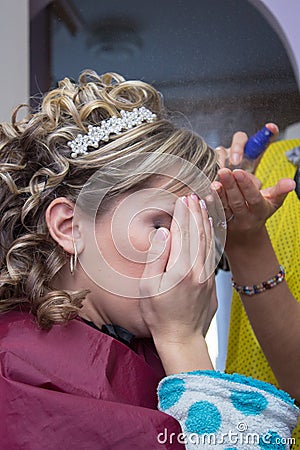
[{"x1": 157, "y1": 370, "x2": 299, "y2": 450}]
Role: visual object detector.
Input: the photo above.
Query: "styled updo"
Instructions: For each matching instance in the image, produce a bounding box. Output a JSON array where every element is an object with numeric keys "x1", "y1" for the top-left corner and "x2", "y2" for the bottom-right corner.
[{"x1": 0, "y1": 70, "x2": 218, "y2": 329}]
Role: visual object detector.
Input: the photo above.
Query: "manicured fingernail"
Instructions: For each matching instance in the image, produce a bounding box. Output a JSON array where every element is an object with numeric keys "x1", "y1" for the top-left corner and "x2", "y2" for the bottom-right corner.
[
  {"x1": 231, "y1": 153, "x2": 240, "y2": 165},
  {"x1": 209, "y1": 217, "x2": 213, "y2": 227},
  {"x1": 287, "y1": 179, "x2": 296, "y2": 190},
  {"x1": 199, "y1": 199, "x2": 207, "y2": 210},
  {"x1": 181, "y1": 196, "x2": 188, "y2": 205},
  {"x1": 191, "y1": 193, "x2": 198, "y2": 201},
  {"x1": 155, "y1": 228, "x2": 168, "y2": 241}
]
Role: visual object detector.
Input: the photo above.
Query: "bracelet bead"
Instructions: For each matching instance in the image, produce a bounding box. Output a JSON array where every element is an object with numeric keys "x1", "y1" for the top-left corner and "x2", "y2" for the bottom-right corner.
[{"x1": 232, "y1": 266, "x2": 285, "y2": 296}]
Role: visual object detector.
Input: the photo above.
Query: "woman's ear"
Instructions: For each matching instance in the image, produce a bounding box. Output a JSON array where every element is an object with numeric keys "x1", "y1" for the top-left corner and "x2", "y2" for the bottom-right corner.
[{"x1": 45, "y1": 197, "x2": 83, "y2": 255}]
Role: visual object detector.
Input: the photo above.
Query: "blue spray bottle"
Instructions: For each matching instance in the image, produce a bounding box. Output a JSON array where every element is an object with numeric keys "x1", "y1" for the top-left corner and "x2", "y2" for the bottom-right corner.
[{"x1": 227, "y1": 126, "x2": 274, "y2": 172}]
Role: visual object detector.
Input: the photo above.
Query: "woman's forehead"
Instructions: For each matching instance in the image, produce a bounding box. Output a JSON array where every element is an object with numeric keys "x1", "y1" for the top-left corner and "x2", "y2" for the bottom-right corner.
[
  {"x1": 112, "y1": 183, "x2": 189, "y2": 219},
  {"x1": 93, "y1": 175, "x2": 196, "y2": 223}
]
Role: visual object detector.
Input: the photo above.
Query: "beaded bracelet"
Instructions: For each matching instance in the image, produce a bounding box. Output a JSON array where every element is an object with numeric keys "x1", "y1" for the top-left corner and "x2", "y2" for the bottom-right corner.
[{"x1": 232, "y1": 265, "x2": 285, "y2": 296}]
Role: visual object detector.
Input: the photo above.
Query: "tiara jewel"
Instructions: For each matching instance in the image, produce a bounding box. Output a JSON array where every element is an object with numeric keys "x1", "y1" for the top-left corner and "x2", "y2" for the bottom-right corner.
[{"x1": 68, "y1": 106, "x2": 157, "y2": 158}]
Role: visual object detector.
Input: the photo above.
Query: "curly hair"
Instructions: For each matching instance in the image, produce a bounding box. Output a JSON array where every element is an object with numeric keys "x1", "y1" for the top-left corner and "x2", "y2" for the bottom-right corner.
[{"x1": 0, "y1": 70, "x2": 218, "y2": 329}]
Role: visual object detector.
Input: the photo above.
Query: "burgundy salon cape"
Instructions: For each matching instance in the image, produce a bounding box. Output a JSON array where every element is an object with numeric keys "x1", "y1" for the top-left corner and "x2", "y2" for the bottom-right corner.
[{"x1": 0, "y1": 311, "x2": 184, "y2": 449}]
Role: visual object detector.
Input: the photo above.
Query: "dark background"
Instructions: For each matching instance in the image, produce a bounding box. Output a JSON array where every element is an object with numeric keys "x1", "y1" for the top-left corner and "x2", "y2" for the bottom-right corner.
[{"x1": 30, "y1": 0, "x2": 300, "y2": 147}]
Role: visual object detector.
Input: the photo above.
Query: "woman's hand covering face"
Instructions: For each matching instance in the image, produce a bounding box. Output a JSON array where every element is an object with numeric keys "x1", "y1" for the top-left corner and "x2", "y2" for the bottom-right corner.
[{"x1": 139, "y1": 194, "x2": 217, "y2": 345}]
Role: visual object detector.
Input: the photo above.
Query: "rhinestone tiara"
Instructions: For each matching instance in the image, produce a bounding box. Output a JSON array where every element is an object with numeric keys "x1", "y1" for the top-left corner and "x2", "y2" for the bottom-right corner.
[{"x1": 67, "y1": 106, "x2": 157, "y2": 158}]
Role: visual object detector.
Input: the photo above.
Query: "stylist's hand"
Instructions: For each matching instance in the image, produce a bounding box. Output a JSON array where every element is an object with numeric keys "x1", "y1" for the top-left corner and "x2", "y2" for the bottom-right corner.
[
  {"x1": 217, "y1": 123, "x2": 278, "y2": 169},
  {"x1": 213, "y1": 168, "x2": 296, "y2": 248},
  {"x1": 139, "y1": 194, "x2": 217, "y2": 374}
]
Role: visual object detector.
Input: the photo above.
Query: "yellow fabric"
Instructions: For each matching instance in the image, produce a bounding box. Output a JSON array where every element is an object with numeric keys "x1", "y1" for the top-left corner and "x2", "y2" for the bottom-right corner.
[{"x1": 226, "y1": 139, "x2": 300, "y2": 448}]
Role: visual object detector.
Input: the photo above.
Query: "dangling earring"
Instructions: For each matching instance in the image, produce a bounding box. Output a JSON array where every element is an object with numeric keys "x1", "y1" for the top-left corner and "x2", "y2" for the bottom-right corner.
[{"x1": 69, "y1": 244, "x2": 78, "y2": 275}]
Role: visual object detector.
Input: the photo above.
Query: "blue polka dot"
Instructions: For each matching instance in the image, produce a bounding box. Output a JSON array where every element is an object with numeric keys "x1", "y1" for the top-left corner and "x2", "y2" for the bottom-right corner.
[
  {"x1": 190, "y1": 370, "x2": 295, "y2": 407},
  {"x1": 185, "y1": 401, "x2": 221, "y2": 434},
  {"x1": 159, "y1": 377, "x2": 185, "y2": 410},
  {"x1": 230, "y1": 389, "x2": 268, "y2": 415},
  {"x1": 259, "y1": 430, "x2": 285, "y2": 449}
]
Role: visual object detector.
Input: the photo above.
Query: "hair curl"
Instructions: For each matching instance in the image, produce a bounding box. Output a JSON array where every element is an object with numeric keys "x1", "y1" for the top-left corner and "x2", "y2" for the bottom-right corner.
[{"x1": 0, "y1": 69, "x2": 218, "y2": 329}]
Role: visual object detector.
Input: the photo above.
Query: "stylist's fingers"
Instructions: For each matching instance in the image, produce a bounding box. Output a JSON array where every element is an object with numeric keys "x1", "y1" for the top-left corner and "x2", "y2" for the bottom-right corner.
[
  {"x1": 265, "y1": 122, "x2": 279, "y2": 141},
  {"x1": 140, "y1": 228, "x2": 170, "y2": 297},
  {"x1": 233, "y1": 171, "x2": 295, "y2": 218},
  {"x1": 233, "y1": 170, "x2": 266, "y2": 214},
  {"x1": 216, "y1": 132, "x2": 248, "y2": 168},
  {"x1": 217, "y1": 123, "x2": 279, "y2": 170},
  {"x1": 211, "y1": 180, "x2": 232, "y2": 222},
  {"x1": 262, "y1": 178, "x2": 296, "y2": 210},
  {"x1": 218, "y1": 168, "x2": 248, "y2": 218},
  {"x1": 228, "y1": 131, "x2": 248, "y2": 166},
  {"x1": 228, "y1": 124, "x2": 278, "y2": 167},
  {"x1": 234, "y1": 170, "x2": 262, "y2": 190}
]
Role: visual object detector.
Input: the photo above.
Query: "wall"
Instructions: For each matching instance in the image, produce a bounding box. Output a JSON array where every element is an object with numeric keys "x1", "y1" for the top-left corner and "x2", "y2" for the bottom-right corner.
[
  {"x1": 0, "y1": 0, "x2": 29, "y2": 122},
  {"x1": 252, "y1": 0, "x2": 300, "y2": 91}
]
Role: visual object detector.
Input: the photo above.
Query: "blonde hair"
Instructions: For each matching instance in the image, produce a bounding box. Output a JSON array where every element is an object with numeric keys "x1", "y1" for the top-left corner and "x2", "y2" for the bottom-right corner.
[{"x1": 0, "y1": 70, "x2": 218, "y2": 329}]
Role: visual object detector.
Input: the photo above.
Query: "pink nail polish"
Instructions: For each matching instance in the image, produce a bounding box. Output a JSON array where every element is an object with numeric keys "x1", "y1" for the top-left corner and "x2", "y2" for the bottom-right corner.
[
  {"x1": 209, "y1": 217, "x2": 213, "y2": 227},
  {"x1": 191, "y1": 193, "x2": 198, "y2": 201},
  {"x1": 199, "y1": 199, "x2": 207, "y2": 210},
  {"x1": 181, "y1": 196, "x2": 188, "y2": 205}
]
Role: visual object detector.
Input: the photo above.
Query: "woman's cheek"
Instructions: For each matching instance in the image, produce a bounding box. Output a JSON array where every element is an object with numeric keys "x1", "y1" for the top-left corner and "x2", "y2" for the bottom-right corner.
[{"x1": 128, "y1": 225, "x2": 153, "y2": 254}]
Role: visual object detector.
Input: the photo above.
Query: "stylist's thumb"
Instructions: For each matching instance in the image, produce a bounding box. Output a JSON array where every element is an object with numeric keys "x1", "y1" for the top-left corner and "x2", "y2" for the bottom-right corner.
[
  {"x1": 140, "y1": 228, "x2": 170, "y2": 296},
  {"x1": 262, "y1": 178, "x2": 296, "y2": 211}
]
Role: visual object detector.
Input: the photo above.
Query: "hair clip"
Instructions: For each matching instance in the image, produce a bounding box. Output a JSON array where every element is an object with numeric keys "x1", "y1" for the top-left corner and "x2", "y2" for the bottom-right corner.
[{"x1": 68, "y1": 106, "x2": 157, "y2": 158}]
